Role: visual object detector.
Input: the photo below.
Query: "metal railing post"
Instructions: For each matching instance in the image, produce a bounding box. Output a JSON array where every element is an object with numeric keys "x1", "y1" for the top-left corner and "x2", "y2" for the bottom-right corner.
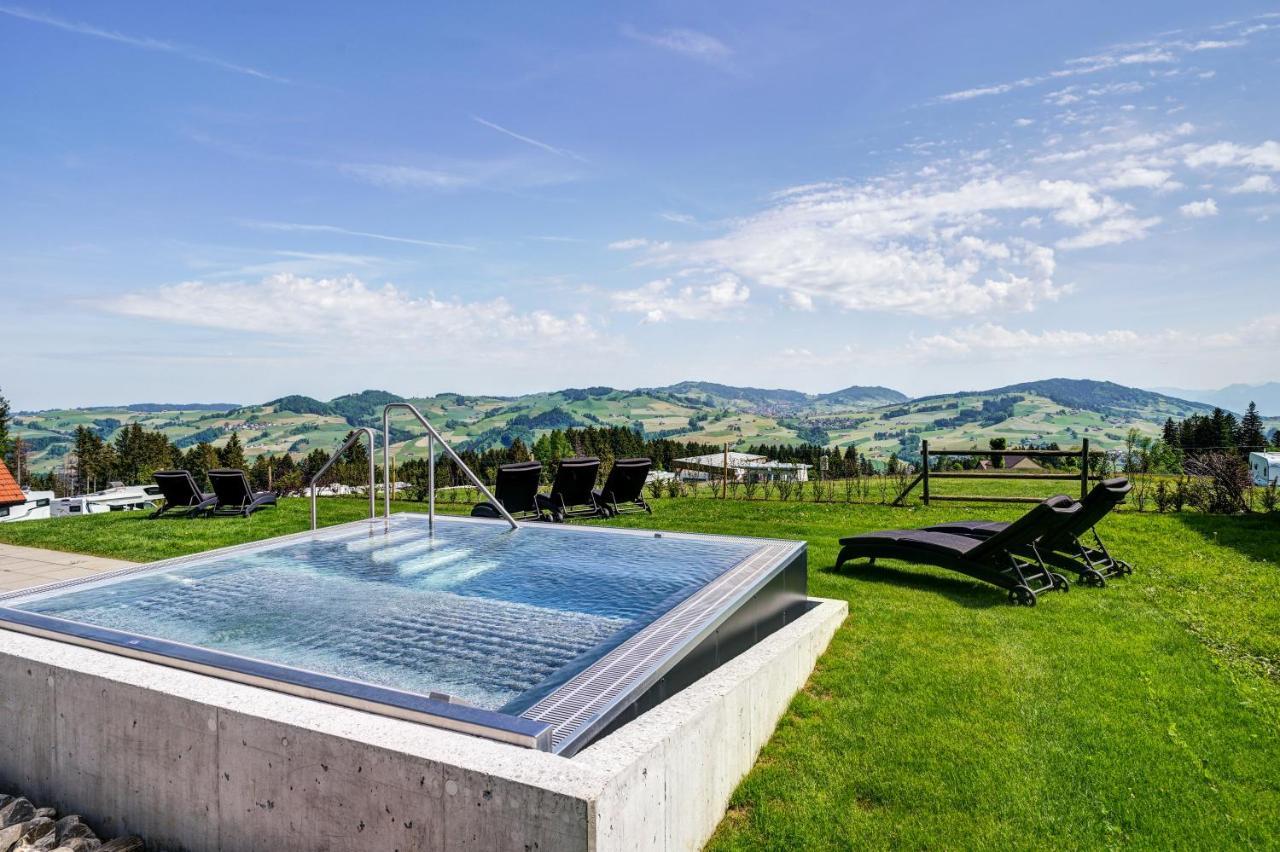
[
  {"x1": 382, "y1": 403, "x2": 518, "y2": 531},
  {"x1": 428, "y1": 433, "x2": 436, "y2": 534},
  {"x1": 309, "y1": 427, "x2": 378, "y2": 530},
  {"x1": 382, "y1": 407, "x2": 391, "y2": 529}
]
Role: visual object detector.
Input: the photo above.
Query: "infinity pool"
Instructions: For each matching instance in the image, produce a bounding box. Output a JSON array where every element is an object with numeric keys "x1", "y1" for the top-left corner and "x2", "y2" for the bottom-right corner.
[{"x1": 0, "y1": 514, "x2": 807, "y2": 754}]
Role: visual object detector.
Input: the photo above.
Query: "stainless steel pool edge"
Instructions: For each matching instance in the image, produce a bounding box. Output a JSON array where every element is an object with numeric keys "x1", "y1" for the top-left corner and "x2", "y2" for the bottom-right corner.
[
  {"x1": 0, "y1": 607, "x2": 554, "y2": 750},
  {"x1": 524, "y1": 540, "x2": 806, "y2": 755}
]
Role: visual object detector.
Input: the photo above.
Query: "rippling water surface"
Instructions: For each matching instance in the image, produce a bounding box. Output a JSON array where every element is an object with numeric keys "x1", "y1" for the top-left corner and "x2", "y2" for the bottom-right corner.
[{"x1": 10, "y1": 516, "x2": 761, "y2": 711}]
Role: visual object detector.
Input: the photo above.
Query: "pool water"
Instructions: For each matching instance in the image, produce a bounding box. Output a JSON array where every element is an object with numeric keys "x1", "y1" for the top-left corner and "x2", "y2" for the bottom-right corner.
[{"x1": 8, "y1": 515, "x2": 763, "y2": 713}]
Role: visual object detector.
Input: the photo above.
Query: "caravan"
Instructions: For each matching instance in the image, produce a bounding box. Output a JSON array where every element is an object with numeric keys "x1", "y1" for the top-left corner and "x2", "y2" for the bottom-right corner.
[
  {"x1": 1250, "y1": 452, "x2": 1280, "y2": 487},
  {"x1": 51, "y1": 482, "x2": 163, "y2": 517}
]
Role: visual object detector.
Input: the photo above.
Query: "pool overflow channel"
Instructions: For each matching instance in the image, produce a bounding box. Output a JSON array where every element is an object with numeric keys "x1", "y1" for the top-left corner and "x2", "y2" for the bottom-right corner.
[{"x1": 5, "y1": 404, "x2": 810, "y2": 757}]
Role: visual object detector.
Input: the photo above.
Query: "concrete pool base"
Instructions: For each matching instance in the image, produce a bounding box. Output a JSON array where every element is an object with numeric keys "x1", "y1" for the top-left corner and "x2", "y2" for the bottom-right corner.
[{"x1": 0, "y1": 597, "x2": 845, "y2": 850}]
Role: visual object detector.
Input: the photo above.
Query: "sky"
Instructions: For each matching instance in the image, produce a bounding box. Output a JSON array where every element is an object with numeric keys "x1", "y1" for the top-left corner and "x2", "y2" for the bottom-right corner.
[{"x1": 2, "y1": 1, "x2": 1278, "y2": 410}]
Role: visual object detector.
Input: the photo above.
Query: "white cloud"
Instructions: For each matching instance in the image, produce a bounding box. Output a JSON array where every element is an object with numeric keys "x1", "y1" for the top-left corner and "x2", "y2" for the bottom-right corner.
[
  {"x1": 1178, "y1": 198, "x2": 1219, "y2": 218},
  {"x1": 1184, "y1": 140, "x2": 1280, "y2": 171},
  {"x1": 1013, "y1": 118, "x2": 1035, "y2": 127},
  {"x1": 339, "y1": 163, "x2": 474, "y2": 190},
  {"x1": 1055, "y1": 215, "x2": 1160, "y2": 249},
  {"x1": 622, "y1": 26, "x2": 731, "y2": 65},
  {"x1": 1228, "y1": 174, "x2": 1278, "y2": 194},
  {"x1": 612, "y1": 275, "x2": 749, "y2": 322},
  {"x1": 240, "y1": 220, "x2": 474, "y2": 250},
  {"x1": 0, "y1": 4, "x2": 286, "y2": 82},
  {"x1": 641, "y1": 176, "x2": 1146, "y2": 315},
  {"x1": 101, "y1": 274, "x2": 595, "y2": 352},
  {"x1": 909, "y1": 314, "x2": 1280, "y2": 361},
  {"x1": 608, "y1": 237, "x2": 654, "y2": 251},
  {"x1": 1099, "y1": 165, "x2": 1181, "y2": 192},
  {"x1": 935, "y1": 17, "x2": 1255, "y2": 103}
]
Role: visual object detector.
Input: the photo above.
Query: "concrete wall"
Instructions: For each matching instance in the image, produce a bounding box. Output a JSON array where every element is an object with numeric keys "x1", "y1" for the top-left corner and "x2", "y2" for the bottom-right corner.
[{"x1": 0, "y1": 599, "x2": 845, "y2": 851}]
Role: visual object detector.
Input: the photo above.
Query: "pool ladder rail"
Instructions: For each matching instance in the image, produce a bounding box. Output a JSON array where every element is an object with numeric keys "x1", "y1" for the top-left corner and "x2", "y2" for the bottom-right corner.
[{"x1": 307, "y1": 405, "x2": 519, "y2": 532}]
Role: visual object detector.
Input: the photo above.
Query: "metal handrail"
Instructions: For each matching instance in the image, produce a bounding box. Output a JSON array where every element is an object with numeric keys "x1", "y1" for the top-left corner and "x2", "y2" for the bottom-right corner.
[
  {"x1": 382, "y1": 403, "x2": 518, "y2": 532},
  {"x1": 309, "y1": 427, "x2": 377, "y2": 530}
]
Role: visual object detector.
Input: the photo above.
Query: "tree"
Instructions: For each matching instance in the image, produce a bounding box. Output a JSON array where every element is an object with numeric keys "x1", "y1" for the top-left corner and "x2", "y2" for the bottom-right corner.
[
  {"x1": 182, "y1": 442, "x2": 220, "y2": 489},
  {"x1": 1239, "y1": 401, "x2": 1267, "y2": 452},
  {"x1": 989, "y1": 437, "x2": 1007, "y2": 469},
  {"x1": 218, "y1": 431, "x2": 247, "y2": 471},
  {"x1": 0, "y1": 389, "x2": 10, "y2": 472},
  {"x1": 1162, "y1": 417, "x2": 1178, "y2": 446}
]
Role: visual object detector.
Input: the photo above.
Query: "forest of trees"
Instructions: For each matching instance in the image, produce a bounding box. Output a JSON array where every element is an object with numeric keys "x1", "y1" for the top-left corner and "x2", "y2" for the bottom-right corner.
[{"x1": 1161, "y1": 402, "x2": 1276, "y2": 455}]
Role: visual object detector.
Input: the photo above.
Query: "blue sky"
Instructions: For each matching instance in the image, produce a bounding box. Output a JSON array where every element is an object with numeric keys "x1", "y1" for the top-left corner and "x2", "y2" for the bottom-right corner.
[{"x1": 3, "y1": 2, "x2": 1278, "y2": 409}]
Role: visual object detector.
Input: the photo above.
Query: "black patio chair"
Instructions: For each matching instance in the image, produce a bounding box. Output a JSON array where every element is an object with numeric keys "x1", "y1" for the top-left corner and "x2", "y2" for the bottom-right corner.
[
  {"x1": 593, "y1": 458, "x2": 653, "y2": 517},
  {"x1": 536, "y1": 457, "x2": 603, "y2": 522},
  {"x1": 207, "y1": 468, "x2": 278, "y2": 518},
  {"x1": 150, "y1": 470, "x2": 217, "y2": 518},
  {"x1": 924, "y1": 477, "x2": 1133, "y2": 586},
  {"x1": 471, "y1": 460, "x2": 546, "y2": 521},
  {"x1": 835, "y1": 495, "x2": 1078, "y2": 606}
]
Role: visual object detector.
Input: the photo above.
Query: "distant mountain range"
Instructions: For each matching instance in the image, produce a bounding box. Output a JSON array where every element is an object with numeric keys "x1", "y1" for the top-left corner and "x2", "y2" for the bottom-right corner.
[
  {"x1": 14, "y1": 378, "x2": 1275, "y2": 475},
  {"x1": 1150, "y1": 383, "x2": 1280, "y2": 417}
]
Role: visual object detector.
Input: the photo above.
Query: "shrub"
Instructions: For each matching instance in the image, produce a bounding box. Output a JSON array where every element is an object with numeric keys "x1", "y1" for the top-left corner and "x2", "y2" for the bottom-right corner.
[
  {"x1": 1184, "y1": 453, "x2": 1252, "y2": 514},
  {"x1": 775, "y1": 479, "x2": 795, "y2": 501},
  {"x1": 743, "y1": 479, "x2": 759, "y2": 501}
]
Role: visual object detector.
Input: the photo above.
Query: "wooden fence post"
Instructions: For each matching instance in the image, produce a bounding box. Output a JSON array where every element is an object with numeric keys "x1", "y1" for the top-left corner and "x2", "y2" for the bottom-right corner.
[
  {"x1": 1080, "y1": 437, "x2": 1089, "y2": 501},
  {"x1": 922, "y1": 439, "x2": 930, "y2": 506}
]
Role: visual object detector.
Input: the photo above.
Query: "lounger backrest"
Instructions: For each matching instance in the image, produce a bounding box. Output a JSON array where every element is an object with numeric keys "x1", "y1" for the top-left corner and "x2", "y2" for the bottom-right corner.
[
  {"x1": 550, "y1": 457, "x2": 601, "y2": 506},
  {"x1": 599, "y1": 458, "x2": 651, "y2": 503},
  {"x1": 494, "y1": 461, "x2": 542, "y2": 514},
  {"x1": 208, "y1": 469, "x2": 253, "y2": 506},
  {"x1": 970, "y1": 495, "x2": 1080, "y2": 559},
  {"x1": 1042, "y1": 477, "x2": 1130, "y2": 548},
  {"x1": 152, "y1": 470, "x2": 203, "y2": 507}
]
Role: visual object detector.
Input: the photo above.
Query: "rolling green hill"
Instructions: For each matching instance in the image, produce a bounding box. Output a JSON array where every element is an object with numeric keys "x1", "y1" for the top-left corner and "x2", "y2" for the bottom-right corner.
[{"x1": 13, "y1": 379, "x2": 1273, "y2": 475}]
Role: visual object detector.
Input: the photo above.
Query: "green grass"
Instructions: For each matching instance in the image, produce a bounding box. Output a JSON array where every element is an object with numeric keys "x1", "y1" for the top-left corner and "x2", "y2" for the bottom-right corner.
[{"x1": 2, "y1": 496, "x2": 1278, "y2": 848}]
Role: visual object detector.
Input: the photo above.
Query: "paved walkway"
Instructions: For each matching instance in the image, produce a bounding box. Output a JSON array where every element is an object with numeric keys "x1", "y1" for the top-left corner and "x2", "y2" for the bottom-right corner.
[{"x1": 0, "y1": 543, "x2": 137, "y2": 593}]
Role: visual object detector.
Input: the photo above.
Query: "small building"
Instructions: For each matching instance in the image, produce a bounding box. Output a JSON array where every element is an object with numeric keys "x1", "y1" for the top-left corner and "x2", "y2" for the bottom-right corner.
[
  {"x1": 674, "y1": 452, "x2": 811, "y2": 483},
  {"x1": 1250, "y1": 452, "x2": 1280, "y2": 486},
  {"x1": 1003, "y1": 454, "x2": 1045, "y2": 472}
]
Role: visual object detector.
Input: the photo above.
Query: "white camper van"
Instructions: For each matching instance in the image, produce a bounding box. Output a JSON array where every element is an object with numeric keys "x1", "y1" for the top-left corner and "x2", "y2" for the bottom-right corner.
[
  {"x1": 0, "y1": 489, "x2": 55, "y2": 523},
  {"x1": 1250, "y1": 452, "x2": 1280, "y2": 487}
]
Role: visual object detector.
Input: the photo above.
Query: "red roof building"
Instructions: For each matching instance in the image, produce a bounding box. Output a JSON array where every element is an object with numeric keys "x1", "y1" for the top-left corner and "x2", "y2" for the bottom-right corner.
[{"x1": 0, "y1": 463, "x2": 26, "y2": 507}]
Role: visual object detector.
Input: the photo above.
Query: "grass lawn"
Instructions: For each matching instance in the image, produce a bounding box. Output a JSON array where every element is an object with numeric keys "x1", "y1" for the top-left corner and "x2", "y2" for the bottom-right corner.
[{"x1": 2, "y1": 495, "x2": 1278, "y2": 848}]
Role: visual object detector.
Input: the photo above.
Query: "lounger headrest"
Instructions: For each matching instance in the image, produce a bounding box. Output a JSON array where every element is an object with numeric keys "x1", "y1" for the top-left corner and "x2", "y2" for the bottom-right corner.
[
  {"x1": 559, "y1": 456, "x2": 600, "y2": 468},
  {"x1": 614, "y1": 457, "x2": 651, "y2": 467},
  {"x1": 971, "y1": 495, "x2": 1079, "y2": 557},
  {"x1": 500, "y1": 460, "x2": 542, "y2": 473}
]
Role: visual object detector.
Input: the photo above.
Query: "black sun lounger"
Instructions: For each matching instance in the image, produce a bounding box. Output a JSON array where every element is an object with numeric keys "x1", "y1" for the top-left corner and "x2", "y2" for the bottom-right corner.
[
  {"x1": 207, "y1": 468, "x2": 278, "y2": 518},
  {"x1": 924, "y1": 477, "x2": 1133, "y2": 586},
  {"x1": 593, "y1": 457, "x2": 653, "y2": 517},
  {"x1": 471, "y1": 460, "x2": 546, "y2": 520},
  {"x1": 151, "y1": 470, "x2": 217, "y2": 518},
  {"x1": 835, "y1": 495, "x2": 1079, "y2": 605},
  {"x1": 536, "y1": 456, "x2": 603, "y2": 522}
]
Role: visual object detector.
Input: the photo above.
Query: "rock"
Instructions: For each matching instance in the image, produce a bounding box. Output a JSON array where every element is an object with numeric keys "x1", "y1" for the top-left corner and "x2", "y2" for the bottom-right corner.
[
  {"x1": 51, "y1": 819, "x2": 93, "y2": 846},
  {"x1": 0, "y1": 819, "x2": 35, "y2": 852},
  {"x1": 95, "y1": 840, "x2": 144, "y2": 852},
  {"x1": 0, "y1": 801, "x2": 34, "y2": 830},
  {"x1": 51, "y1": 839, "x2": 101, "y2": 852},
  {"x1": 0, "y1": 798, "x2": 11, "y2": 812},
  {"x1": 31, "y1": 811, "x2": 55, "y2": 822},
  {"x1": 12, "y1": 817, "x2": 56, "y2": 851}
]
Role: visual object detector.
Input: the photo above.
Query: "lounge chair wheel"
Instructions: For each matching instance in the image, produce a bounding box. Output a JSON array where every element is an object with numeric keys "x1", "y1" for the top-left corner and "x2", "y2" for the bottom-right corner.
[
  {"x1": 1082, "y1": 569, "x2": 1106, "y2": 588},
  {"x1": 1052, "y1": 573, "x2": 1070, "y2": 592},
  {"x1": 1009, "y1": 585, "x2": 1037, "y2": 607},
  {"x1": 1117, "y1": 560, "x2": 1133, "y2": 575}
]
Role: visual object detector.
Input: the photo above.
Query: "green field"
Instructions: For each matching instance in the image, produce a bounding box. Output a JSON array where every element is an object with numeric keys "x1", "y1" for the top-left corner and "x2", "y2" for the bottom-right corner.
[{"x1": 1, "y1": 494, "x2": 1276, "y2": 848}]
